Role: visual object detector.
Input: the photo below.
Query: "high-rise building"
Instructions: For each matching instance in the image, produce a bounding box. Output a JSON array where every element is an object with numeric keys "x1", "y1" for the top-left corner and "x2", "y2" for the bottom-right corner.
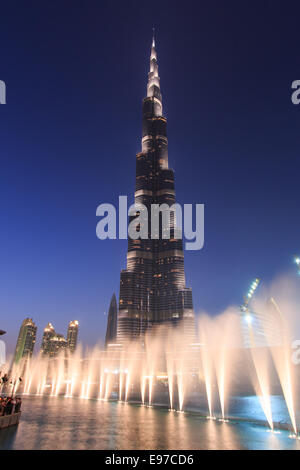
[
  {"x1": 105, "y1": 294, "x2": 118, "y2": 347},
  {"x1": 41, "y1": 322, "x2": 56, "y2": 356},
  {"x1": 13, "y1": 318, "x2": 37, "y2": 364},
  {"x1": 41, "y1": 321, "x2": 78, "y2": 356},
  {"x1": 47, "y1": 334, "x2": 68, "y2": 357},
  {"x1": 117, "y1": 36, "x2": 195, "y2": 342},
  {"x1": 67, "y1": 320, "x2": 79, "y2": 353}
]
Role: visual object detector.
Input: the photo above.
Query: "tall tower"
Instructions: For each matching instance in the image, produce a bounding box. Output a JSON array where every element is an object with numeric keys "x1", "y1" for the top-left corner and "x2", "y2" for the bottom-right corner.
[
  {"x1": 41, "y1": 322, "x2": 55, "y2": 356},
  {"x1": 48, "y1": 334, "x2": 67, "y2": 357},
  {"x1": 117, "y1": 36, "x2": 195, "y2": 343},
  {"x1": 13, "y1": 318, "x2": 37, "y2": 364},
  {"x1": 105, "y1": 294, "x2": 118, "y2": 347},
  {"x1": 67, "y1": 320, "x2": 79, "y2": 353}
]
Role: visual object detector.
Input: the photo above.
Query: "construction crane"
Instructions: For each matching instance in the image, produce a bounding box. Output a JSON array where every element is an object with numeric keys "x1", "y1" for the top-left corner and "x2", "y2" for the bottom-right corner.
[{"x1": 240, "y1": 278, "x2": 261, "y2": 324}]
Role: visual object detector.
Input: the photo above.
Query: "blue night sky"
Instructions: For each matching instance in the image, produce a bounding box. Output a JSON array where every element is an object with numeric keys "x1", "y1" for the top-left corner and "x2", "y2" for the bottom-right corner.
[{"x1": 1, "y1": 1, "x2": 300, "y2": 354}]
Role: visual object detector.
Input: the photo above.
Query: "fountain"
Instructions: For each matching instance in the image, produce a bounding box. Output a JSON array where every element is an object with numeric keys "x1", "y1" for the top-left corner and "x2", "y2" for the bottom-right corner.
[{"x1": 2, "y1": 277, "x2": 300, "y2": 436}]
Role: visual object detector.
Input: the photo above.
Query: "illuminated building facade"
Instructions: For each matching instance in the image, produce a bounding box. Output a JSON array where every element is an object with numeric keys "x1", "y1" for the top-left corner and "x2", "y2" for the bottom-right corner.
[
  {"x1": 47, "y1": 334, "x2": 68, "y2": 357},
  {"x1": 41, "y1": 322, "x2": 55, "y2": 356},
  {"x1": 67, "y1": 320, "x2": 79, "y2": 353},
  {"x1": 117, "y1": 37, "x2": 195, "y2": 342},
  {"x1": 41, "y1": 320, "x2": 78, "y2": 356},
  {"x1": 105, "y1": 294, "x2": 118, "y2": 347},
  {"x1": 13, "y1": 318, "x2": 37, "y2": 364}
]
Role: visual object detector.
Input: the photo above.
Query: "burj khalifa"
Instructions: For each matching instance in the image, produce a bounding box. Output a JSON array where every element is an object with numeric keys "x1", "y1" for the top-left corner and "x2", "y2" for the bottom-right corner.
[{"x1": 117, "y1": 36, "x2": 195, "y2": 343}]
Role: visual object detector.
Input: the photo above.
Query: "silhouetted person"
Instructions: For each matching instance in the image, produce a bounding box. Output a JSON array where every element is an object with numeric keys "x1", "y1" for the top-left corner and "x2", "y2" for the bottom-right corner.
[
  {"x1": 4, "y1": 398, "x2": 13, "y2": 415},
  {"x1": 1, "y1": 374, "x2": 8, "y2": 384},
  {"x1": 15, "y1": 398, "x2": 22, "y2": 413}
]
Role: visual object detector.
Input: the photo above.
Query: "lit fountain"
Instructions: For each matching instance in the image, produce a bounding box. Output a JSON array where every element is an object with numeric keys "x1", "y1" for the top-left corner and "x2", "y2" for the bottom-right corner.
[
  {"x1": 118, "y1": 351, "x2": 127, "y2": 402},
  {"x1": 213, "y1": 311, "x2": 240, "y2": 422},
  {"x1": 269, "y1": 298, "x2": 297, "y2": 436},
  {"x1": 166, "y1": 352, "x2": 174, "y2": 410},
  {"x1": 4, "y1": 278, "x2": 300, "y2": 437},
  {"x1": 198, "y1": 315, "x2": 215, "y2": 419},
  {"x1": 244, "y1": 318, "x2": 274, "y2": 431}
]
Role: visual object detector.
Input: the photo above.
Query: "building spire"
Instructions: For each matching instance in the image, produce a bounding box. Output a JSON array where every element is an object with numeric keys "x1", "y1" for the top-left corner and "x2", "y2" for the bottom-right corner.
[
  {"x1": 152, "y1": 27, "x2": 155, "y2": 48},
  {"x1": 147, "y1": 30, "x2": 162, "y2": 114}
]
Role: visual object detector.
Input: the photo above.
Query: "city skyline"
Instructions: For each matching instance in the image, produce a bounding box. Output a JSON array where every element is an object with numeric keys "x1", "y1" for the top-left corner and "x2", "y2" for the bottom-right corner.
[
  {"x1": 12, "y1": 318, "x2": 79, "y2": 360},
  {"x1": 1, "y1": 2, "x2": 300, "y2": 354}
]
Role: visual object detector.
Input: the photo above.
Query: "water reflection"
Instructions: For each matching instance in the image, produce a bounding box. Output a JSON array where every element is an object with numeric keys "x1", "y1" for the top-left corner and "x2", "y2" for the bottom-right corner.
[{"x1": 0, "y1": 396, "x2": 300, "y2": 450}]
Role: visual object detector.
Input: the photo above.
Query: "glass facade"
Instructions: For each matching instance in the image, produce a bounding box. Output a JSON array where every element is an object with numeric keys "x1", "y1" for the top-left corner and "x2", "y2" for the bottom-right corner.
[
  {"x1": 13, "y1": 318, "x2": 37, "y2": 364},
  {"x1": 117, "y1": 38, "x2": 195, "y2": 343},
  {"x1": 105, "y1": 294, "x2": 118, "y2": 347},
  {"x1": 67, "y1": 320, "x2": 79, "y2": 353}
]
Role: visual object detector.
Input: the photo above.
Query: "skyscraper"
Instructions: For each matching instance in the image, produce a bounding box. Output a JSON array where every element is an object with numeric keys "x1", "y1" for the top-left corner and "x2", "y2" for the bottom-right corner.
[
  {"x1": 47, "y1": 334, "x2": 67, "y2": 357},
  {"x1": 67, "y1": 320, "x2": 79, "y2": 353},
  {"x1": 13, "y1": 318, "x2": 37, "y2": 364},
  {"x1": 41, "y1": 322, "x2": 55, "y2": 356},
  {"x1": 41, "y1": 321, "x2": 78, "y2": 356},
  {"x1": 105, "y1": 294, "x2": 118, "y2": 347},
  {"x1": 117, "y1": 36, "x2": 195, "y2": 342}
]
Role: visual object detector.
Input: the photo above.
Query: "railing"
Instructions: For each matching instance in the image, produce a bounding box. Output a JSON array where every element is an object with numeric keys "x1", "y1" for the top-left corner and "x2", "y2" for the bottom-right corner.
[{"x1": 0, "y1": 412, "x2": 21, "y2": 429}]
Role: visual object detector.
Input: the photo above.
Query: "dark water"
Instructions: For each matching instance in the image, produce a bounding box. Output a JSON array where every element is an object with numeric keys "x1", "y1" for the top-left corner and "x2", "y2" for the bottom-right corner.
[{"x1": 0, "y1": 396, "x2": 300, "y2": 450}]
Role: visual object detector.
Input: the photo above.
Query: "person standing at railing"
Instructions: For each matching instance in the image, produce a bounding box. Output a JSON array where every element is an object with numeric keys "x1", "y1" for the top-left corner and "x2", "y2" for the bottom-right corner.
[
  {"x1": 0, "y1": 397, "x2": 4, "y2": 416},
  {"x1": 4, "y1": 398, "x2": 11, "y2": 415},
  {"x1": 14, "y1": 397, "x2": 22, "y2": 413}
]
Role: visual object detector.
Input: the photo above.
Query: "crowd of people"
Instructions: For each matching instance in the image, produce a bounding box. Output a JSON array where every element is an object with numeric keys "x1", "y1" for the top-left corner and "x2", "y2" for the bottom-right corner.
[
  {"x1": 0, "y1": 396, "x2": 22, "y2": 416},
  {"x1": 0, "y1": 372, "x2": 23, "y2": 417}
]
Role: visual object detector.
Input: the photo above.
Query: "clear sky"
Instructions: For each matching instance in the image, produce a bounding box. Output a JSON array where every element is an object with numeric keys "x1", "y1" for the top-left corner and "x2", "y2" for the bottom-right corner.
[{"x1": 1, "y1": 0, "x2": 300, "y2": 354}]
